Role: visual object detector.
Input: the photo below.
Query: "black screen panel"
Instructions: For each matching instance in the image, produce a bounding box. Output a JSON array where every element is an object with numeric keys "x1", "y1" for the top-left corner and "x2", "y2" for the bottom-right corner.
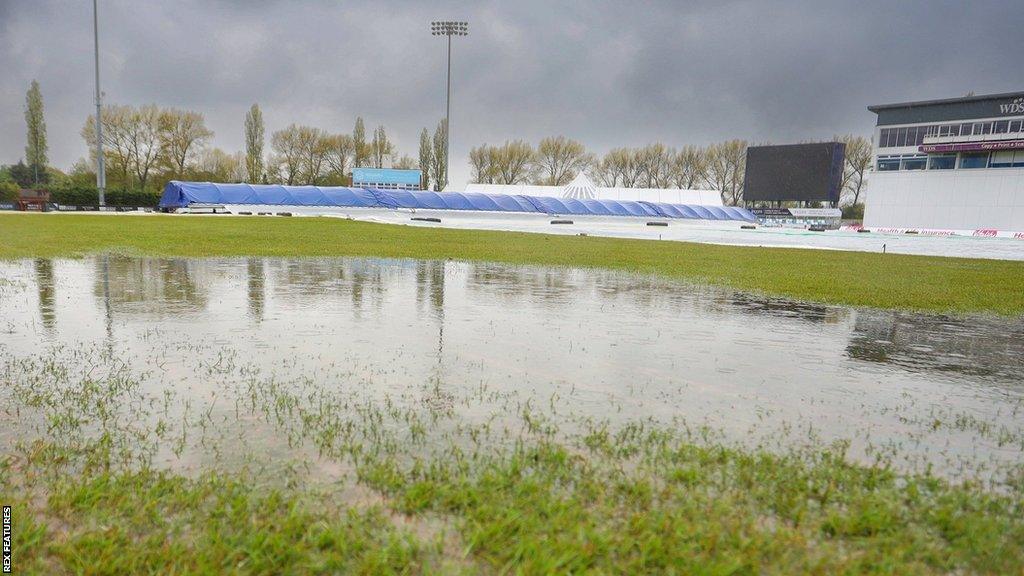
[{"x1": 743, "y1": 142, "x2": 845, "y2": 203}]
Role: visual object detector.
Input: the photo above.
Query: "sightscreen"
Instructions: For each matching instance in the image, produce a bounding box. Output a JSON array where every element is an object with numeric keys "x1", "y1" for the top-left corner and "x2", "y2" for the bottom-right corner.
[{"x1": 743, "y1": 142, "x2": 845, "y2": 203}]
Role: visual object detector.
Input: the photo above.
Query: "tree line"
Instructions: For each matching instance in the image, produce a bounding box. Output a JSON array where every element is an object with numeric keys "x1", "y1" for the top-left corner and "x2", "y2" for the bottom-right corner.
[
  {"x1": 469, "y1": 136, "x2": 871, "y2": 207},
  {"x1": 75, "y1": 102, "x2": 445, "y2": 192},
  {"x1": 6, "y1": 80, "x2": 871, "y2": 208}
]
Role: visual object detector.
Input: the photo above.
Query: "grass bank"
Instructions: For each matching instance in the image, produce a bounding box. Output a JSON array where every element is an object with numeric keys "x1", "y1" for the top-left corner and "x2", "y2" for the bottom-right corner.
[{"x1": 2, "y1": 212, "x2": 1023, "y2": 314}]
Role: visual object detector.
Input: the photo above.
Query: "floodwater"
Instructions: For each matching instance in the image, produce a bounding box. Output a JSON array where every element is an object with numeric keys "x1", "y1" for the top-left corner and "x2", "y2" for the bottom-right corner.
[{"x1": 1, "y1": 256, "x2": 1022, "y2": 485}]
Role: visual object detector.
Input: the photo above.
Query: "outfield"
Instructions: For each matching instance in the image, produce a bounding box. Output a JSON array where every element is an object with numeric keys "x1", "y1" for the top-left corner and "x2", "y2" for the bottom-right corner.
[
  {"x1": 4, "y1": 212, "x2": 1024, "y2": 574},
  {"x1": 2, "y1": 213, "x2": 1022, "y2": 314}
]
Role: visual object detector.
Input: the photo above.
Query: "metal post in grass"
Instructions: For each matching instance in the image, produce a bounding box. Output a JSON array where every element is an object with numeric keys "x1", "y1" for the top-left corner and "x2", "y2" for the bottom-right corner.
[
  {"x1": 93, "y1": 0, "x2": 106, "y2": 207},
  {"x1": 430, "y1": 20, "x2": 468, "y2": 191}
]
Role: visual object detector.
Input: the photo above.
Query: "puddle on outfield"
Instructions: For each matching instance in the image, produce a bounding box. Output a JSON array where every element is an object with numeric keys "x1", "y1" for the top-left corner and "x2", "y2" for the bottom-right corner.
[{"x1": 1, "y1": 256, "x2": 1022, "y2": 485}]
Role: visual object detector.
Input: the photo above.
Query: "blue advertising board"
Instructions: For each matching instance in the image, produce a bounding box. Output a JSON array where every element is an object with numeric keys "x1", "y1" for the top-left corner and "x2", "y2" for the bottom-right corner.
[{"x1": 351, "y1": 168, "x2": 422, "y2": 187}]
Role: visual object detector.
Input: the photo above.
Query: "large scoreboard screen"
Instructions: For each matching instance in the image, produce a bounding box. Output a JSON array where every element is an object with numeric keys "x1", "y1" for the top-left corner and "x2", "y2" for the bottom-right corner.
[{"x1": 743, "y1": 142, "x2": 845, "y2": 203}]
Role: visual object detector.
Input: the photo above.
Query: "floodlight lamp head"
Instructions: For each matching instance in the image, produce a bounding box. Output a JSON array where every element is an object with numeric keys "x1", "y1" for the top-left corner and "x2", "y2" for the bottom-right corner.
[{"x1": 430, "y1": 20, "x2": 469, "y2": 36}]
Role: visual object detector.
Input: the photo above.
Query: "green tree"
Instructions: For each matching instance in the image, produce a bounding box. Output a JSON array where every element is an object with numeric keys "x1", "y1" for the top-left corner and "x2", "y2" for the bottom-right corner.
[
  {"x1": 418, "y1": 128, "x2": 432, "y2": 190},
  {"x1": 244, "y1": 104, "x2": 265, "y2": 183},
  {"x1": 353, "y1": 117, "x2": 368, "y2": 168},
  {"x1": 24, "y1": 80, "x2": 48, "y2": 185},
  {"x1": 7, "y1": 161, "x2": 35, "y2": 189},
  {"x1": 430, "y1": 119, "x2": 448, "y2": 191},
  {"x1": 370, "y1": 125, "x2": 395, "y2": 169},
  {"x1": 0, "y1": 181, "x2": 19, "y2": 203}
]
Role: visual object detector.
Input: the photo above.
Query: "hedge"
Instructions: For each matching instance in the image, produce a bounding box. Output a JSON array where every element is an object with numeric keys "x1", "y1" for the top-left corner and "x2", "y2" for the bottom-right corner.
[
  {"x1": 0, "y1": 181, "x2": 19, "y2": 202},
  {"x1": 50, "y1": 186, "x2": 162, "y2": 207}
]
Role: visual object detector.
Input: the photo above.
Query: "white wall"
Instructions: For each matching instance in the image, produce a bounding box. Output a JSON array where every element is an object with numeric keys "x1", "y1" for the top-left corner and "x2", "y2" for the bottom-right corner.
[
  {"x1": 464, "y1": 184, "x2": 723, "y2": 206},
  {"x1": 864, "y1": 169, "x2": 1024, "y2": 231}
]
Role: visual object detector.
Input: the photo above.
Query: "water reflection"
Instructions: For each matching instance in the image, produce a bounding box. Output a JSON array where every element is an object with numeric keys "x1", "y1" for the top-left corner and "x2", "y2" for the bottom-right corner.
[
  {"x1": 847, "y1": 311, "x2": 1024, "y2": 384},
  {"x1": 9, "y1": 256, "x2": 1019, "y2": 392},
  {"x1": 33, "y1": 258, "x2": 55, "y2": 332},
  {"x1": 3, "y1": 255, "x2": 1022, "y2": 481},
  {"x1": 93, "y1": 257, "x2": 208, "y2": 315},
  {"x1": 716, "y1": 293, "x2": 849, "y2": 325},
  {"x1": 415, "y1": 260, "x2": 446, "y2": 362},
  {"x1": 247, "y1": 258, "x2": 265, "y2": 323}
]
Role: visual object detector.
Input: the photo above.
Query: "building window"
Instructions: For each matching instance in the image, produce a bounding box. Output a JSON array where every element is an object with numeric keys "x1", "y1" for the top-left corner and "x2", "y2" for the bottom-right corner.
[
  {"x1": 960, "y1": 123, "x2": 974, "y2": 137},
  {"x1": 993, "y1": 120, "x2": 1009, "y2": 134},
  {"x1": 1010, "y1": 120, "x2": 1022, "y2": 133},
  {"x1": 989, "y1": 151, "x2": 1015, "y2": 168},
  {"x1": 900, "y1": 156, "x2": 927, "y2": 170},
  {"x1": 878, "y1": 128, "x2": 891, "y2": 148},
  {"x1": 877, "y1": 157, "x2": 901, "y2": 171},
  {"x1": 959, "y1": 152, "x2": 990, "y2": 169},
  {"x1": 927, "y1": 155, "x2": 956, "y2": 170},
  {"x1": 900, "y1": 127, "x2": 912, "y2": 146}
]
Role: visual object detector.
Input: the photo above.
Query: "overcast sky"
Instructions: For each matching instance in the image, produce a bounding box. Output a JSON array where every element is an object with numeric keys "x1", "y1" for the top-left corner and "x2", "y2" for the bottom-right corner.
[{"x1": 2, "y1": 0, "x2": 1022, "y2": 188}]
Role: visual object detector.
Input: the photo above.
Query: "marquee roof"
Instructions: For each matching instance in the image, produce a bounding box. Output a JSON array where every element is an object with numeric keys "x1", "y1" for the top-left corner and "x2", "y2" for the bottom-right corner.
[{"x1": 159, "y1": 181, "x2": 755, "y2": 222}]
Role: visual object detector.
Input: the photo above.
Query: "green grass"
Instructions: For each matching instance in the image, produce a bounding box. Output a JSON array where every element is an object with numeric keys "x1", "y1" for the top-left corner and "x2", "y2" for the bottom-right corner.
[
  {"x1": 14, "y1": 473, "x2": 429, "y2": 575},
  {"x1": 4, "y1": 347, "x2": 1024, "y2": 575},
  {"x1": 2, "y1": 212, "x2": 1023, "y2": 314}
]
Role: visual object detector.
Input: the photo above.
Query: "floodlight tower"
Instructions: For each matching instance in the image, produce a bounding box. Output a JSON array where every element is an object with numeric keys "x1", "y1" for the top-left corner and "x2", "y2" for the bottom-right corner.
[
  {"x1": 92, "y1": 0, "x2": 106, "y2": 206},
  {"x1": 430, "y1": 20, "x2": 468, "y2": 191}
]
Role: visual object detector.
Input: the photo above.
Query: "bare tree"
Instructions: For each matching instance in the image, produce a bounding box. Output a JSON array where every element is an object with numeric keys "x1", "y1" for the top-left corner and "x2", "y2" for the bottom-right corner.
[
  {"x1": 534, "y1": 136, "x2": 593, "y2": 185},
  {"x1": 492, "y1": 140, "x2": 536, "y2": 184},
  {"x1": 468, "y1": 144, "x2": 497, "y2": 184},
  {"x1": 394, "y1": 155, "x2": 417, "y2": 170},
  {"x1": 297, "y1": 126, "x2": 331, "y2": 185},
  {"x1": 468, "y1": 142, "x2": 491, "y2": 181},
  {"x1": 126, "y1": 105, "x2": 166, "y2": 190},
  {"x1": 244, "y1": 104, "x2": 265, "y2": 183},
  {"x1": 836, "y1": 134, "x2": 872, "y2": 206},
  {"x1": 611, "y1": 148, "x2": 644, "y2": 188},
  {"x1": 634, "y1": 143, "x2": 673, "y2": 188},
  {"x1": 418, "y1": 128, "x2": 432, "y2": 190},
  {"x1": 161, "y1": 109, "x2": 213, "y2": 177},
  {"x1": 670, "y1": 145, "x2": 707, "y2": 189},
  {"x1": 270, "y1": 124, "x2": 305, "y2": 185},
  {"x1": 194, "y1": 148, "x2": 246, "y2": 182},
  {"x1": 588, "y1": 153, "x2": 619, "y2": 187},
  {"x1": 326, "y1": 133, "x2": 355, "y2": 181},
  {"x1": 705, "y1": 140, "x2": 747, "y2": 205},
  {"x1": 81, "y1": 105, "x2": 134, "y2": 185}
]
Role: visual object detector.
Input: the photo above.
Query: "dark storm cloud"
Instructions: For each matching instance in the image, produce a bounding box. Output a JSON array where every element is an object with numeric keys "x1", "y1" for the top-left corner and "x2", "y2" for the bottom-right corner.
[{"x1": 2, "y1": 0, "x2": 1021, "y2": 187}]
